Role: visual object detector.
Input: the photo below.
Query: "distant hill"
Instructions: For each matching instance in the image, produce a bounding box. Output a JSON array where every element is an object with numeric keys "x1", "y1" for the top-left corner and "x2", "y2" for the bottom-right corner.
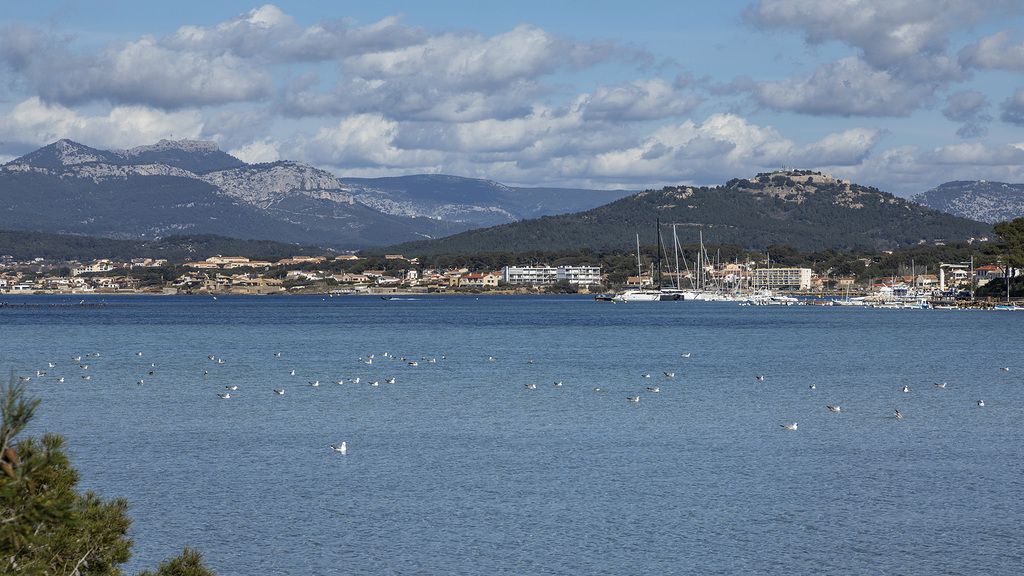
[
  {"x1": 910, "y1": 181, "x2": 1024, "y2": 223},
  {"x1": 339, "y1": 174, "x2": 634, "y2": 227},
  {"x1": 1, "y1": 139, "x2": 630, "y2": 250},
  {"x1": 369, "y1": 170, "x2": 993, "y2": 256},
  {"x1": 0, "y1": 230, "x2": 328, "y2": 262}
]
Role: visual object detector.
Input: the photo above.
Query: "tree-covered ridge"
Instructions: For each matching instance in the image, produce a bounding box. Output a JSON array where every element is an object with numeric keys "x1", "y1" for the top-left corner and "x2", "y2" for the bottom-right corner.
[
  {"x1": 368, "y1": 171, "x2": 992, "y2": 257},
  {"x1": 0, "y1": 230, "x2": 328, "y2": 262}
]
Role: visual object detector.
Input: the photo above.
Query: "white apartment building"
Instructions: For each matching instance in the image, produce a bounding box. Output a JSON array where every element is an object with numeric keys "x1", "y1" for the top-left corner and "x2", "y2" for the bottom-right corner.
[
  {"x1": 502, "y1": 265, "x2": 601, "y2": 286},
  {"x1": 750, "y1": 267, "x2": 812, "y2": 291}
]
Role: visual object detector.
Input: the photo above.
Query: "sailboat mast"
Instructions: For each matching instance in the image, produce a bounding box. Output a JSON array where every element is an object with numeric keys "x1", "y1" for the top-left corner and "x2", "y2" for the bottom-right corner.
[
  {"x1": 656, "y1": 218, "x2": 662, "y2": 289},
  {"x1": 636, "y1": 234, "x2": 642, "y2": 288}
]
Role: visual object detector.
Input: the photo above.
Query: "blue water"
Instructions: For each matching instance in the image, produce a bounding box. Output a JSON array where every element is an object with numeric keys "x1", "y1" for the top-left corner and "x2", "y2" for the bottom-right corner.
[{"x1": 2, "y1": 295, "x2": 1023, "y2": 575}]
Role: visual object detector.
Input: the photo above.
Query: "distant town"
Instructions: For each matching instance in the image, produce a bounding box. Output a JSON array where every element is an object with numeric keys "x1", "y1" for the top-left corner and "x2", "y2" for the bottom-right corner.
[{"x1": 0, "y1": 251, "x2": 1013, "y2": 298}]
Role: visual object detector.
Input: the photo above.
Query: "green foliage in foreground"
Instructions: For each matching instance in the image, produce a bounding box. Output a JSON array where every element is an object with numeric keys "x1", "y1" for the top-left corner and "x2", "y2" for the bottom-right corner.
[{"x1": 0, "y1": 379, "x2": 215, "y2": 576}]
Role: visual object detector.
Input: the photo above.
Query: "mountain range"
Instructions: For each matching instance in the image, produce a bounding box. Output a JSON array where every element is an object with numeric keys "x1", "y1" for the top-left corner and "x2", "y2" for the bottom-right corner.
[
  {"x1": 909, "y1": 181, "x2": 1024, "y2": 223},
  {"x1": 0, "y1": 139, "x2": 1008, "y2": 256},
  {"x1": 0, "y1": 139, "x2": 631, "y2": 250}
]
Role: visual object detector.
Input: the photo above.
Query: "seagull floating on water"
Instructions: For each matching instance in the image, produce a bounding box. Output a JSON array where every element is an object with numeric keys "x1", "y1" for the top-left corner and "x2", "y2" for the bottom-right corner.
[
  {"x1": 780, "y1": 422, "x2": 797, "y2": 430},
  {"x1": 554, "y1": 381, "x2": 563, "y2": 386},
  {"x1": 647, "y1": 387, "x2": 660, "y2": 392},
  {"x1": 217, "y1": 393, "x2": 230, "y2": 399},
  {"x1": 641, "y1": 374, "x2": 651, "y2": 378},
  {"x1": 274, "y1": 389, "x2": 285, "y2": 395},
  {"x1": 809, "y1": 384, "x2": 815, "y2": 389},
  {"x1": 226, "y1": 385, "x2": 238, "y2": 391},
  {"x1": 1000, "y1": 367, "x2": 1010, "y2": 371},
  {"x1": 902, "y1": 385, "x2": 909, "y2": 393},
  {"x1": 756, "y1": 375, "x2": 765, "y2": 381},
  {"x1": 309, "y1": 381, "x2": 320, "y2": 387},
  {"x1": 274, "y1": 353, "x2": 281, "y2": 357},
  {"x1": 386, "y1": 378, "x2": 395, "y2": 384},
  {"x1": 680, "y1": 353, "x2": 691, "y2": 358},
  {"x1": 331, "y1": 442, "x2": 347, "y2": 454},
  {"x1": 827, "y1": 405, "x2": 841, "y2": 412},
  {"x1": 977, "y1": 399, "x2": 985, "y2": 406},
  {"x1": 525, "y1": 383, "x2": 536, "y2": 389},
  {"x1": 935, "y1": 382, "x2": 947, "y2": 388},
  {"x1": 627, "y1": 395, "x2": 640, "y2": 402},
  {"x1": 894, "y1": 409, "x2": 903, "y2": 419},
  {"x1": 664, "y1": 372, "x2": 675, "y2": 377}
]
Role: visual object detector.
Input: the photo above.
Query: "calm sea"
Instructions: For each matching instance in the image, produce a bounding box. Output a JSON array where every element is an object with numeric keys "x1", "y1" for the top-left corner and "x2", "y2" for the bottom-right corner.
[{"x1": 2, "y1": 294, "x2": 1022, "y2": 575}]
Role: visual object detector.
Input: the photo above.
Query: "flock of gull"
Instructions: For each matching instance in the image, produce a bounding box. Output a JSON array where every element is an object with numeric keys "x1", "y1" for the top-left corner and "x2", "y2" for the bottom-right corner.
[{"x1": 19, "y1": 347, "x2": 1009, "y2": 448}]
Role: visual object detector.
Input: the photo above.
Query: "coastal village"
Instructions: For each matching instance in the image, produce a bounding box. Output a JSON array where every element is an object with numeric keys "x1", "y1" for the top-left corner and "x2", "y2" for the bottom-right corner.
[{"x1": 0, "y1": 251, "x2": 1013, "y2": 300}]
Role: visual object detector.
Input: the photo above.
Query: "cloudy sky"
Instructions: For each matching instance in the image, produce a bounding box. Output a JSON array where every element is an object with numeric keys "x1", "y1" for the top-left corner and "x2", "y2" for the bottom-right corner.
[{"x1": 2, "y1": 0, "x2": 1024, "y2": 196}]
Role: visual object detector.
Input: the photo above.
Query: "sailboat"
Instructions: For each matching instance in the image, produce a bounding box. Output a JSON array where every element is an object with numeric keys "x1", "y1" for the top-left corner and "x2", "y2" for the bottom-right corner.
[{"x1": 612, "y1": 231, "x2": 663, "y2": 302}]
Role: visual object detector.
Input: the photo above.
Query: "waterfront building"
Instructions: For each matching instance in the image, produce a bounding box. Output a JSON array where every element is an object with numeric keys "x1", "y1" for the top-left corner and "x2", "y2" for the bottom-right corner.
[
  {"x1": 751, "y1": 267, "x2": 812, "y2": 291},
  {"x1": 502, "y1": 265, "x2": 602, "y2": 286}
]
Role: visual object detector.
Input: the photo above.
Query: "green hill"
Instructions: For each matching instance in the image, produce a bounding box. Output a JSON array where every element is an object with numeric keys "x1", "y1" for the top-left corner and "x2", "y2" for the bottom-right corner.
[{"x1": 368, "y1": 170, "x2": 993, "y2": 256}]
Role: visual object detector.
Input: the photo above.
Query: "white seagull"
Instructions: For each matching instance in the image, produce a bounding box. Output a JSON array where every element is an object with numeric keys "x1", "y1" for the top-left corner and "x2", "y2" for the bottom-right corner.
[
  {"x1": 386, "y1": 378, "x2": 396, "y2": 384},
  {"x1": 627, "y1": 395, "x2": 640, "y2": 402},
  {"x1": 680, "y1": 353, "x2": 691, "y2": 358},
  {"x1": 780, "y1": 422, "x2": 798, "y2": 430},
  {"x1": 827, "y1": 405, "x2": 841, "y2": 412},
  {"x1": 525, "y1": 383, "x2": 536, "y2": 389},
  {"x1": 647, "y1": 387, "x2": 660, "y2": 393},
  {"x1": 217, "y1": 393, "x2": 230, "y2": 399},
  {"x1": 331, "y1": 442, "x2": 347, "y2": 454},
  {"x1": 894, "y1": 409, "x2": 903, "y2": 419},
  {"x1": 902, "y1": 385, "x2": 909, "y2": 393},
  {"x1": 274, "y1": 389, "x2": 285, "y2": 395},
  {"x1": 755, "y1": 375, "x2": 765, "y2": 381},
  {"x1": 664, "y1": 372, "x2": 675, "y2": 377},
  {"x1": 977, "y1": 399, "x2": 985, "y2": 406},
  {"x1": 226, "y1": 385, "x2": 238, "y2": 390}
]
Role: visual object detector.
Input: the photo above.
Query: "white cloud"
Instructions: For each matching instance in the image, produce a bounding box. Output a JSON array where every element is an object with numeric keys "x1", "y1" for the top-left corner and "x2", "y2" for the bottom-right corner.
[
  {"x1": 581, "y1": 78, "x2": 702, "y2": 121},
  {"x1": 753, "y1": 56, "x2": 939, "y2": 117},
  {"x1": 999, "y1": 88, "x2": 1024, "y2": 126},
  {"x1": 228, "y1": 138, "x2": 281, "y2": 164},
  {"x1": 0, "y1": 97, "x2": 202, "y2": 149},
  {"x1": 745, "y1": 0, "x2": 1009, "y2": 68},
  {"x1": 959, "y1": 28, "x2": 1024, "y2": 71}
]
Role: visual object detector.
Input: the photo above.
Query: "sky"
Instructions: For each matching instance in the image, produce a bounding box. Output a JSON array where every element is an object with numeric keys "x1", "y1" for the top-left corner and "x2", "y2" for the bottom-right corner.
[{"x1": 2, "y1": 1, "x2": 1024, "y2": 197}]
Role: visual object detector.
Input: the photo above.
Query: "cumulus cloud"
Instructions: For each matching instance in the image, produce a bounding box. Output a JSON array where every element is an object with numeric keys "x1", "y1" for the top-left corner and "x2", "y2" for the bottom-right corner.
[
  {"x1": 0, "y1": 25, "x2": 273, "y2": 109},
  {"x1": 0, "y1": 97, "x2": 203, "y2": 148},
  {"x1": 999, "y1": 88, "x2": 1024, "y2": 126},
  {"x1": 745, "y1": 0, "x2": 1009, "y2": 68},
  {"x1": 742, "y1": 0, "x2": 1015, "y2": 117},
  {"x1": 959, "y1": 28, "x2": 1024, "y2": 71},
  {"x1": 942, "y1": 91, "x2": 992, "y2": 137},
  {"x1": 754, "y1": 56, "x2": 942, "y2": 117},
  {"x1": 581, "y1": 78, "x2": 702, "y2": 121}
]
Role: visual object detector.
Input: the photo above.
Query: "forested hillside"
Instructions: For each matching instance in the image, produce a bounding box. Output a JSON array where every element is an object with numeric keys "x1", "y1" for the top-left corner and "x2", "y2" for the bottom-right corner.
[{"x1": 370, "y1": 171, "x2": 991, "y2": 256}]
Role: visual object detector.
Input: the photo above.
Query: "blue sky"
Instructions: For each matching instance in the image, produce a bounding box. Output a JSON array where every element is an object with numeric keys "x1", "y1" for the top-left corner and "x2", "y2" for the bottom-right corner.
[{"x1": 2, "y1": 1, "x2": 1024, "y2": 196}]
